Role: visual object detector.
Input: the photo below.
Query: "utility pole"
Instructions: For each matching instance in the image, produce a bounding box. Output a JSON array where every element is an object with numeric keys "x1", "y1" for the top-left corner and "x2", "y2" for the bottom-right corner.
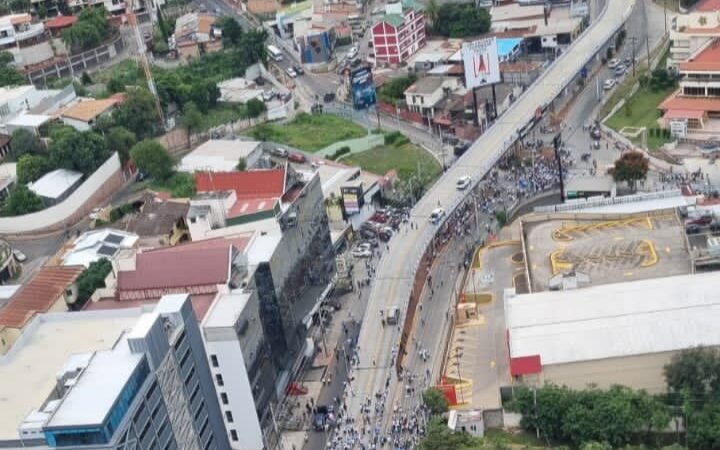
[
  {"x1": 663, "y1": 0, "x2": 668, "y2": 34},
  {"x1": 554, "y1": 133, "x2": 565, "y2": 202},
  {"x1": 628, "y1": 36, "x2": 638, "y2": 77},
  {"x1": 646, "y1": 36, "x2": 651, "y2": 67}
]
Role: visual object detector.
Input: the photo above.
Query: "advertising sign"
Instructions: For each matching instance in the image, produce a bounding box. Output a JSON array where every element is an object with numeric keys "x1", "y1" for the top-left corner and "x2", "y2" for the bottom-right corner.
[
  {"x1": 462, "y1": 37, "x2": 501, "y2": 89},
  {"x1": 350, "y1": 66, "x2": 377, "y2": 110},
  {"x1": 341, "y1": 185, "x2": 364, "y2": 216}
]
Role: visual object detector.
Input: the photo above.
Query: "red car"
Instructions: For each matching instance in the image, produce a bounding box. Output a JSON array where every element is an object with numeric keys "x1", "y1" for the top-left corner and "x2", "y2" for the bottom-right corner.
[
  {"x1": 370, "y1": 212, "x2": 388, "y2": 223},
  {"x1": 288, "y1": 152, "x2": 306, "y2": 163},
  {"x1": 685, "y1": 214, "x2": 713, "y2": 227}
]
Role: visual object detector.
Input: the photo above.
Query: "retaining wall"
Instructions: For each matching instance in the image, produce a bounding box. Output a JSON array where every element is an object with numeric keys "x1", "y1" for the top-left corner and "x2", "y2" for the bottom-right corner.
[{"x1": 0, "y1": 153, "x2": 124, "y2": 235}]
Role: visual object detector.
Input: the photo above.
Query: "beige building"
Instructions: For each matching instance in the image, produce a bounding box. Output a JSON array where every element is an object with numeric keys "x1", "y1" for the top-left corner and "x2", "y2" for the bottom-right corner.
[
  {"x1": 668, "y1": 0, "x2": 720, "y2": 69},
  {"x1": 0, "y1": 265, "x2": 84, "y2": 354},
  {"x1": 505, "y1": 272, "x2": 720, "y2": 393}
]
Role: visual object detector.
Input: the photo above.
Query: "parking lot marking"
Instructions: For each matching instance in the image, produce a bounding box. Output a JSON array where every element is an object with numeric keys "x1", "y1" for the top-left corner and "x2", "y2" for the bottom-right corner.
[{"x1": 624, "y1": 271, "x2": 634, "y2": 277}]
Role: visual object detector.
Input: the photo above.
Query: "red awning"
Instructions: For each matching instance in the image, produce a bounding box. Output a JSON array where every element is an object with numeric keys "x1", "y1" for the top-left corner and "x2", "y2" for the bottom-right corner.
[
  {"x1": 663, "y1": 109, "x2": 706, "y2": 120},
  {"x1": 510, "y1": 355, "x2": 542, "y2": 376}
]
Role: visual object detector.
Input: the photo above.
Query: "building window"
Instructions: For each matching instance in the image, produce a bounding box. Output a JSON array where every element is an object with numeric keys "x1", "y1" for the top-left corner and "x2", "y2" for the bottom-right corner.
[
  {"x1": 220, "y1": 393, "x2": 229, "y2": 404},
  {"x1": 683, "y1": 86, "x2": 705, "y2": 96},
  {"x1": 708, "y1": 87, "x2": 720, "y2": 97},
  {"x1": 230, "y1": 430, "x2": 238, "y2": 442},
  {"x1": 225, "y1": 411, "x2": 234, "y2": 423},
  {"x1": 210, "y1": 355, "x2": 219, "y2": 367},
  {"x1": 215, "y1": 374, "x2": 224, "y2": 386}
]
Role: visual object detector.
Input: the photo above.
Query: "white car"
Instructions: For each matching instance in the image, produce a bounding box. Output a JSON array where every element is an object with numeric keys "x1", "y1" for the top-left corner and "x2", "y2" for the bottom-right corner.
[
  {"x1": 285, "y1": 67, "x2": 297, "y2": 78},
  {"x1": 608, "y1": 58, "x2": 620, "y2": 69},
  {"x1": 357, "y1": 242, "x2": 372, "y2": 252},
  {"x1": 12, "y1": 249, "x2": 27, "y2": 262},
  {"x1": 429, "y1": 208, "x2": 446, "y2": 225},
  {"x1": 603, "y1": 79, "x2": 616, "y2": 90},
  {"x1": 347, "y1": 46, "x2": 359, "y2": 59},
  {"x1": 351, "y1": 248, "x2": 372, "y2": 258},
  {"x1": 456, "y1": 176, "x2": 472, "y2": 190}
]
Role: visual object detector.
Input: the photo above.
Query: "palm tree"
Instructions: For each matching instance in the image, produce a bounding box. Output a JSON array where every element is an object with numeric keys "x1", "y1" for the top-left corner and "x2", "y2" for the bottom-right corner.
[{"x1": 424, "y1": 0, "x2": 439, "y2": 27}]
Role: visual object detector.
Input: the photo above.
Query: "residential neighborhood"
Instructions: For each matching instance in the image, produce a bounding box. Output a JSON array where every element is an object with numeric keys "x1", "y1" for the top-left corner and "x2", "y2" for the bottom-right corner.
[{"x1": 1, "y1": 0, "x2": 720, "y2": 450}]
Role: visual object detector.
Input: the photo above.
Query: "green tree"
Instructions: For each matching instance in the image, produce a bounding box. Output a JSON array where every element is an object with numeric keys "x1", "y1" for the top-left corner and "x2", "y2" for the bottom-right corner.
[
  {"x1": 50, "y1": 128, "x2": 110, "y2": 174},
  {"x1": 61, "y1": 6, "x2": 110, "y2": 51},
  {"x1": 2, "y1": 184, "x2": 44, "y2": 216},
  {"x1": 421, "y1": 418, "x2": 477, "y2": 450},
  {"x1": 9, "y1": 0, "x2": 30, "y2": 12},
  {"x1": 113, "y1": 88, "x2": 161, "y2": 139},
  {"x1": 105, "y1": 126, "x2": 137, "y2": 164},
  {"x1": 218, "y1": 16, "x2": 243, "y2": 45},
  {"x1": 74, "y1": 258, "x2": 112, "y2": 310},
  {"x1": 434, "y1": 3, "x2": 491, "y2": 38},
  {"x1": 424, "y1": 0, "x2": 439, "y2": 26},
  {"x1": 130, "y1": 139, "x2": 175, "y2": 181},
  {"x1": 612, "y1": 151, "x2": 648, "y2": 191},
  {"x1": 180, "y1": 101, "x2": 203, "y2": 140},
  {"x1": 422, "y1": 388, "x2": 449, "y2": 416},
  {"x1": 16, "y1": 154, "x2": 50, "y2": 184},
  {"x1": 0, "y1": 51, "x2": 25, "y2": 87},
  {"x1": 9, "y1": 128, "x2": 44, "y2": 160},
  {"x1": 378, "y1": 74, "x2": 417, "y2": 103},
  {"x1": 579, "y1": 443, "x2": 612, "y2": 450},
  {"x1": 664, "y1": 347, "x2": 720, "y2": 401},
  {"x1": 251, "y1": 123, "x2": 274, "y2": 141},
  {"x1": 246, "y1": 98, "x2": 266, "y2": 118},
  {"x1": 236, "y1": 158, "x2": 247, "y2": 171}
]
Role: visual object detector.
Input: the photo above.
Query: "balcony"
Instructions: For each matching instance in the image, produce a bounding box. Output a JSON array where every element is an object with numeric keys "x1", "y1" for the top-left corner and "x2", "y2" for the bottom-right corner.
[{"x1": 14, "y1": 23, "x2": 45, "y2": 42}]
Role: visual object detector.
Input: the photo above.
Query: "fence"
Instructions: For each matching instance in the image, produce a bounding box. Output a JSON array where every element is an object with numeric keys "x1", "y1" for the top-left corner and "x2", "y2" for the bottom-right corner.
[
  {"x1": 376, "y1": 101, "x2": 425, "y2": 127},
  {"x1": 533, "y1": 189, "x2": 682, "y2": 213},
  {"x1": 26, "y1": 35, "x2": 126, "y2": 87},
  {"x1": 0, "y1": 153, "x2": 123, "y2": 235}
]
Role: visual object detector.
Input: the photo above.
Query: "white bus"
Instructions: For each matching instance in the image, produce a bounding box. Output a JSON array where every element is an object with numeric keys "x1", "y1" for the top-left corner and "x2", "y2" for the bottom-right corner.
[{"x1": 267, "y1": 44, "x2": 283, "y2": 62}]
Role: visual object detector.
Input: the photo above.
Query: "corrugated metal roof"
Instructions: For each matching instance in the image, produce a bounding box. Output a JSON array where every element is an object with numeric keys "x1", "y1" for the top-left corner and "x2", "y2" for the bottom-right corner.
[
  {"x1": 195, "y1": 168, "x2": 286, "y2": 199},
  {"x1": 0, "y1": 266, "x2": 85, "y2": 329}
]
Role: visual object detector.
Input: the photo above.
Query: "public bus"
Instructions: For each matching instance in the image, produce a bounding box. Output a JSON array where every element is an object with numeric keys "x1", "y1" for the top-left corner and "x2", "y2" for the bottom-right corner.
[{"x1": 266, "y1": 44, "x2": 283, "y2": 62}]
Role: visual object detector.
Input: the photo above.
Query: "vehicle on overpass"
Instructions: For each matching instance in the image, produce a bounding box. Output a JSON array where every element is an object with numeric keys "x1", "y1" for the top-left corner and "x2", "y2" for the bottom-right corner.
[
  {"x1": 267, "y1": 44, "x2": 283, "y2": 62},
  {"x1": 429, "y1": 208, "x2": 446, "y2": 224},
  {"x1": 386, "y1": 306, "x2": 399, "y2": 325},
  {"x1": 456, "y1": 176, "x2": 472, "y2": 190}
]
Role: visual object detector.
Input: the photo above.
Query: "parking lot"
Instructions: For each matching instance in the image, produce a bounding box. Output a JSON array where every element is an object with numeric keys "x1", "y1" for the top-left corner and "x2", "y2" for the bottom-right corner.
[{"x1": 524, "y1": 212, "x2": 692, "y2": 292}]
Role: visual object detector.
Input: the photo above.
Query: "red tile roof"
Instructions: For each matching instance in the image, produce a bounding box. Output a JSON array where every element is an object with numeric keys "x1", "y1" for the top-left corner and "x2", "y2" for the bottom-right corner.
[
  {"x1": 696, "y1": 0, "x2": 720, "y2": 12},
  {"x1": 663, "y1": 108, "x2": 707, "y2": 120},
  {"x1": 118, "y1": 246, "x2": 230, "y2": 291},
  {"x1": 227, "y1": 197, "x2": 278, "y2": 218},
  {"x1": 659, "y1": 92, "x2": 720, "y2": 112},
  {"x1": 0, "y1": 266, "x2": 85, "y2": 329},
  {"x1": 195, "y1": 168, "x2": 286, "y2": 199},
  {"x1": 510, "y1": 355, "x2": 542, "y2": 376},
  {"x1": 83, "y1": 293, "x2": 217, "y2": 321},
  {"x1": 45, "y1": 15, "x2": 77, "y2": 29},
  {"x1": 680, "y1": 39, "x2": 720, "y2": 71}
]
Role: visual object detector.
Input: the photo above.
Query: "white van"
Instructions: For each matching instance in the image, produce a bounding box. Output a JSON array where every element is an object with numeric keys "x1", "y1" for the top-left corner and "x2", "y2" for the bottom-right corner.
[{"x1": 386, "y1": 306, "x2": 399, "y2": 325}]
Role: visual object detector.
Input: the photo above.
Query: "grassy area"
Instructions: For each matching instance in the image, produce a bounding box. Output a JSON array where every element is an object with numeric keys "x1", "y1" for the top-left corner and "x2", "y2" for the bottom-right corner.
[
  {"x1": 134, "y1": 172, "x2": 196, "y2": 198},
  {"x1": 250, "y1": 114, "x2": 367, "y2": 152},
  {"x1": 199, "y1": 104, "x2": 248, "y2": 132},
  {"x1": 92, "y1": 59, "x2": 143, "y2": 86},
  {"x1": 483, "y1": 428, "x2": 546, "y2": 448},
  {"x1": 342, "y1": 142, "x2": 442, "y2": 185},
  {"x1": 605, "y1": 85, "x2": 677, "y2": 150}
]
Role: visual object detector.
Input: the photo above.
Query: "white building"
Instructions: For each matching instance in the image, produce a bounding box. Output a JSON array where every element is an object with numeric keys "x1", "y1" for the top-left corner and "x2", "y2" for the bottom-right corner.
[
  {"x1": 404, "y1": 77, "x2": 460, "y2": 117},
  {"x1": 0, "y1": 84, "x2": 77, "y2": 135},
  {"x1": 27, "y1": 168, "x2": 83, "y2": 205},
  {"x1": 62, "y1": 228, "x2": 139, "y2": 267},
  {"x1": 447, "y1": 409, "x2": 484, "y2": 437},
  {"x1": 60, "y1": 98, "x2": 121, "y2": 131},
  {"x1": 179, "y1": 140, "x2": 264, "y2": 173},
  {"x1": 668, "y1": 0, "x2": 720, "y2": 69},
  {"x1": 0, "y1": 13, "x2": 45, "y2": 51},
  {"x1": 505, "y1": 272, "x2": 720, "y2": 393}
]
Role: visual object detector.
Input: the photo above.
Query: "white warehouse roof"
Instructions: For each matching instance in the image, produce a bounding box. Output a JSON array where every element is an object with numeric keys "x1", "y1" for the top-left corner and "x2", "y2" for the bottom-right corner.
[
  {"x1": 178, "y1": 139, "x2": 262, "y2": 173},
  {"x1": 506, "y1": 272, "x2": 720, "y2": 366},
  {"x1": 28, "y1": 168, "x2": 82, "y2": 199}
]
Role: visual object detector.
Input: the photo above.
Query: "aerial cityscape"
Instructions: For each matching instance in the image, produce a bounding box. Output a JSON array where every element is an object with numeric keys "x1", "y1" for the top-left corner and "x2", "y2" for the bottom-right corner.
[{"x1": 0, "y1": 0, "x2": 719, "y2": 449}]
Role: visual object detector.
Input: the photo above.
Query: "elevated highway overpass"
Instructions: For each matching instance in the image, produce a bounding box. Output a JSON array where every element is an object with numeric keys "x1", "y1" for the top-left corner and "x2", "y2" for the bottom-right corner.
[{"x1": 348, "y1": 0, "x2": 638, "y2": 421}]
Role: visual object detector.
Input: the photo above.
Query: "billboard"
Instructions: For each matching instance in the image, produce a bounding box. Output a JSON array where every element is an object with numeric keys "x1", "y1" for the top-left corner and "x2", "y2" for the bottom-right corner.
[
  {"x1": 461, "y1": 37, "x2": 501, "y2": 88},
  {"x1": 349, "y1": 66, "x2": 377, "y2": 110},
  {"x1": 341, "y1": 185, "x2": 364, "y2": 216}
]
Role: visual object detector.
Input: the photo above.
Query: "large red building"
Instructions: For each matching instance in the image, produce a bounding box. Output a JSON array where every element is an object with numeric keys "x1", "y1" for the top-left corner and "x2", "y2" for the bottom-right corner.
[{"x1": 371, "y1": 0, "x2": 426, "y2": 65}]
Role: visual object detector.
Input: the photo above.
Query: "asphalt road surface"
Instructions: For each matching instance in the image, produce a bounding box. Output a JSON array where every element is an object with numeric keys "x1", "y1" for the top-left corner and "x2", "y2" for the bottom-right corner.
[{"x1": 345, "y1": 0, "x2": 638, "y2": 433}]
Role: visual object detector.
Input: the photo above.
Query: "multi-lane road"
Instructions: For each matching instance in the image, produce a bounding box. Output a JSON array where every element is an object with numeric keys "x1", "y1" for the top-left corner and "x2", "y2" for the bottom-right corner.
[{"x1": 347, "y1": 0, "x2": 637, "y2": 427}]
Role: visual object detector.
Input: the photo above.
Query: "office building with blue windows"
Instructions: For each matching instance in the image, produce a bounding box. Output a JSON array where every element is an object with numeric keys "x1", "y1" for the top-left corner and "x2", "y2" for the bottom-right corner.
[{"x1": 0, "y1": 294, "x2": 231, "y2": 450}]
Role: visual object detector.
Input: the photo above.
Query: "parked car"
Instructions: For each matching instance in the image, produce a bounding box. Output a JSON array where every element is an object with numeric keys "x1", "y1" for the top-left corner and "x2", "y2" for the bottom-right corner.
[
  {"x1": 710, "y1": 220, "x2": 720, "y2": 233},
  {"x1": 271, "y1": 147, "x2": 288, "y2": 158},
  {"x1": 261, "y1": 89, "x2": 276, "y2": 101},
  {"x1": 608, "y1": 58, "x2": 620, "y2": 69},
  {"x1": 590, "y1": 126, "x2": 602, "y2": 140},
  {"x1": 288, "y1": 152, "x2": 306, "y2": 163},
  {"x1": 347, "y1": 46, "x2": 359, "y2": 59},
  {"x1": 686, "y1": 214, "x2": 713, "y2": 227},
  {"x1": 12, "y1": 249, "x2": 27, "y2": 263},
  {"x1": 285, "y1": 67, "x2": 297, "y2": 78},
  {"x1": 456, "y1": 176, "x2": 472, "y2": 190},
  {"x1": 614, "y1": 64, "x2": 626, "y2": 76},
  {"x1": 323, "y1": 92, "x2": 336, "y2": 103},
  {"x1": 697, "y1": 138, "x2": 720, "y2": 152},
  {"x1": 313, "y1": 406, "x2": 331, "y2": 431},
  {"x1": 603, "y1": 78, "x2": 616, "y2": 90},
  {"x1": 293, "y1": 65, "x2": 305, "y2": 75},
  {"x1": 685, "y1": 224, "x2": 702, "y2": 235},
  {"x1": 370, "y1": 211, "x2": 388, "y2": 223},
  {"x1": 351, "y1": 248, "x2": 372, "y2": 258},
  {"x1": 454, "y1": 142, "x2": 470, "y2": 157},
  {"x1": 350, "y1": 58, "x2": 362, "y2": 68},
  {"x1": 429, "y1": 208, "x2": 445, "y2": 225}
]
